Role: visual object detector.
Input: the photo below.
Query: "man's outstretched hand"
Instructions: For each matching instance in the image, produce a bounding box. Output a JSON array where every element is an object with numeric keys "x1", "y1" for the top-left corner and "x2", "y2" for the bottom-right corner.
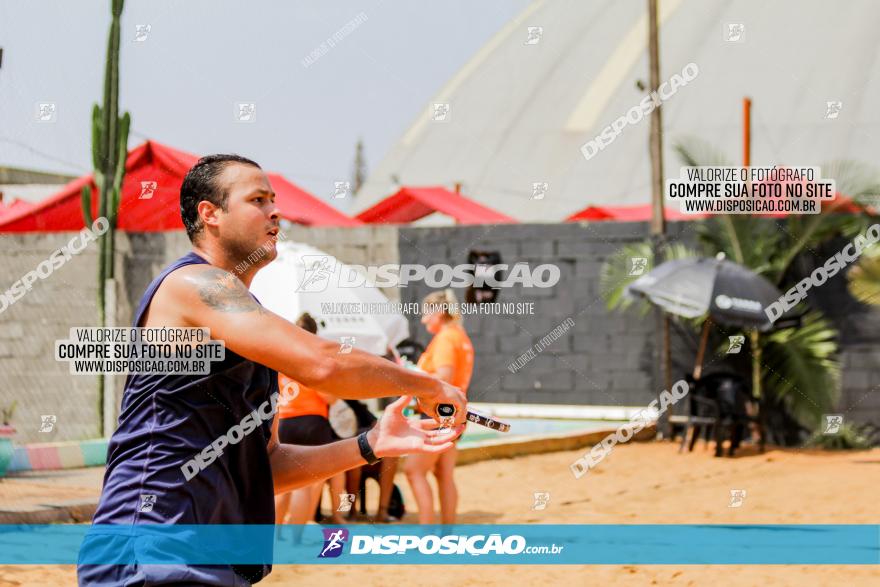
[{"x1": 366, "y1": 395, "x2": 464, "y2": 459}]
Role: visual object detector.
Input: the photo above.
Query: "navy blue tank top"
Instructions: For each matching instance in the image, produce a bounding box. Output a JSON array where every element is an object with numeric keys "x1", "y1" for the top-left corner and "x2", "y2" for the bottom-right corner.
[{"x1": 89, "y1": 251, "x2": 277, "y2": 583}]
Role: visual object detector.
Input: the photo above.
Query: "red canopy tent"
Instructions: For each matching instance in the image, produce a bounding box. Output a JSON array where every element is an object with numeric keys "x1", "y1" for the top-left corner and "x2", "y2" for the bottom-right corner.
[
  {"x1": 567, "y1": 204, "x2": 702, "y2": 222},
  {"x1": 0, "y1": 199, "x2": 36, "y2": 220},
  {"x1": 356, "y1": 186, "x2": 516, "y2": 224},
  {"x1": 0, "y1": 140, "x2": 360, "y2": 232},
  {"x1": 265, "y1": 173, "x2": 360, "y2": 227}
]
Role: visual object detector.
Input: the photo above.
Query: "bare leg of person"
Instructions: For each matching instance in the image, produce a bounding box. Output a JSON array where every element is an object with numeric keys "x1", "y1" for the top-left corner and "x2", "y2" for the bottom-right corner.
[
  {"x1": 328, "y1": 473, "x2": 347, "y2": 524},
  {"x1": 275, "y1": 492, "x2": 291, "y2": 525},
  {"x1": 345, "y1": 466, "x2": 364, "y2": 520},
  {"x1": 286, "y1": 481, "x2": 324, "y2": 543},
  {"x1": 435, "y1": 445, "x2": 458, "y2": 525},
  {"x1": 404, "y1": 453, "x2": 439, "y2": 524},
  {"x1": 275, "y1": 492, "x2": 291, "y2": 540},
  {"x1": 376, "y1": 457, "x2": 399, "y2": 522}
]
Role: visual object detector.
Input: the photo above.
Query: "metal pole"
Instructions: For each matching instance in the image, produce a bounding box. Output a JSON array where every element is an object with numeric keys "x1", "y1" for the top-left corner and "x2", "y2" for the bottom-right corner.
[{"x1": 743, "y1": 97, "x2": 751, "y2": 167}]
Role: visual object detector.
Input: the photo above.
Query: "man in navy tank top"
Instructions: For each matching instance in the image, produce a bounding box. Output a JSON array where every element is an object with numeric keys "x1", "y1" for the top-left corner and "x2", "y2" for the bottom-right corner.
[{"x1": 77, "y1": 154, "x2": 467, "y2": 586}]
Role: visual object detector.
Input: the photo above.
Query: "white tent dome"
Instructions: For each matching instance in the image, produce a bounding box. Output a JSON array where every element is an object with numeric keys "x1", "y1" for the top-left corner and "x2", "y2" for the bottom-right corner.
[{"x1": 355, "y1": 0, "x2": 880, "y2": 222}]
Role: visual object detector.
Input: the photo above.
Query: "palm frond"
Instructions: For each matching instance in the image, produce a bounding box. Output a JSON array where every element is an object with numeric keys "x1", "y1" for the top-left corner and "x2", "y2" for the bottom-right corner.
[
  {"x1": 672, "y1": 136, "x2": 732, "y2": 168},
  {"x1": 847, "y1": 243, "x2": 880, "y2": 306},
  {"x1": 762, "y1": 312, "x2": 841, "y2": 430},
  {"x1": 822, "y1": 160, "x2": 880, "y2": 202},
  {"x1": 673, "y1": 136, "x2": 753, "y2": 266},
  {"x1": 599, "y1": 241, "x2": 700, "y2": 314},
  {"x1": 805, "y1": 422, "x2": 878, "y2": 450}
]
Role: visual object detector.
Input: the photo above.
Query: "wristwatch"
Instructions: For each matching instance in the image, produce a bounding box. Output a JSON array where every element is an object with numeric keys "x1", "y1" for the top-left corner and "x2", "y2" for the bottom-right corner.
[{"x1": 357, "y1": 430, "x2": 381, "y2": 465}]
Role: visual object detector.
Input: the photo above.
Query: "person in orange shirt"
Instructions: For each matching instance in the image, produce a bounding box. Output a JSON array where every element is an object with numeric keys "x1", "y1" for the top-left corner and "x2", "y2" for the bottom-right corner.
[
  {"x1": 274, "y1": 314, "x2": 347, "y2": 531},
  {"x1": 404, "y1": 290, "x2": 474, "y2": 524}
]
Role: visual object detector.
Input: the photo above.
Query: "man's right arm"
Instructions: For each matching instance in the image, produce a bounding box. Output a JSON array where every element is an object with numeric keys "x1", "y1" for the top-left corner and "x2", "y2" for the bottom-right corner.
[{"x1": 166, "y1": 265, "x2": 466, "y2": 423}]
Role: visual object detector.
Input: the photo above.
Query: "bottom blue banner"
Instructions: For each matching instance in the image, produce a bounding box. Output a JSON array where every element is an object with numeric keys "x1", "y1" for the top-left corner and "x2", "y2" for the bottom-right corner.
[{"x1": 0, "y1": 524, "x2": 876, "y2": 565}]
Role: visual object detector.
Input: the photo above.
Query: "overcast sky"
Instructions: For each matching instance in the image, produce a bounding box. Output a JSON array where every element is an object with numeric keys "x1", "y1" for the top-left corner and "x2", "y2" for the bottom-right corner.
[{"x1": 0, "y1": 0, "x2": 529, "y2": 209}]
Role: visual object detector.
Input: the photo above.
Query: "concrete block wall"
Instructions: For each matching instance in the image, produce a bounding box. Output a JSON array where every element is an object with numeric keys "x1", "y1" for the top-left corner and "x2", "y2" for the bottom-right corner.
[
  {"x1": 2, "y1": 220, "x2": 878, "y2": 443},
  {"x1": 793, "y1": 237, "x2": 880, "y2": 427},
  {"x1": 396, "y1": 222, "x2": 692, "y2": 407},
  {"x1": 0, "y1": 232, "x2": 104, "y2": 443}
]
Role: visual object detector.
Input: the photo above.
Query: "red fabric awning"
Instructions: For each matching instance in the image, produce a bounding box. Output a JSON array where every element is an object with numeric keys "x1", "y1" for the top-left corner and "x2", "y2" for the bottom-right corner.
[
  {"x1": 567, "y1": 204, "x2": 703, "y2": 222},
  {"x1": 0, "y1": 199, "x2": 36, "y2": 220},
  {"x1": 266, "y1": 174, "x2": 360, "y2": 227},
  {"x1": 0, "y1": 140, "x2": 359, "y2": 232},
  {"x1": 356, "y1": 186, "x2": 516, "y2": 224}
]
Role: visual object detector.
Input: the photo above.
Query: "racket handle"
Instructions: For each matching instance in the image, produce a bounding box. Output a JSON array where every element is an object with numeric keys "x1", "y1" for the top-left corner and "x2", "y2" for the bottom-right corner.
[{"x1": 436, "y1": 404, "x2": 456, "y2": 418}]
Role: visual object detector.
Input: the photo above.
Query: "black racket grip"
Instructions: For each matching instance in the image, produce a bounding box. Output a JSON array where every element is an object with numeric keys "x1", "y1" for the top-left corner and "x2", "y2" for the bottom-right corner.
[{"x1": 436, "y1": 404, "x2": 456, "y2": 418}]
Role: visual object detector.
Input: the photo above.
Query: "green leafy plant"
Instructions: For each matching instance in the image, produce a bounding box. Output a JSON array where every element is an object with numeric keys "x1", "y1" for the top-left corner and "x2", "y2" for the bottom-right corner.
[
  {"x1": 599, "y1": 240, "x2": 700, "y2": 315},
  {"x1": 760, "y1": 311, "x2": 840, "y2": 429},
  {"x1": 847, "y1": 243, "x2": 880, "y2": 306},
  {"x1": 600, "y1": 137, "x2": 879, "y2": 436},
  {"x1": 1, "y1": 401, "x2": 17, "y2": 426},
  {"x1": 805, "y1": 422, "x2": 878, "y2": 450}
]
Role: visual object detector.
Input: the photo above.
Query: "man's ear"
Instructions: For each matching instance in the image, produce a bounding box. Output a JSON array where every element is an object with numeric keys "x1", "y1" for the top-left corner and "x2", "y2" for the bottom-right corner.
[{"x1": 197, "y1": 200, "x2": 222, "y2": 230}]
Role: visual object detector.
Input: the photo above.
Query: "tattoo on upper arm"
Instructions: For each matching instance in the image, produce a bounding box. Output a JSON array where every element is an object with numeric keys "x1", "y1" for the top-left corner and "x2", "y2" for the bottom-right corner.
[{"x1": 195, "y1": 267, "x2": 267, "y2": 314}]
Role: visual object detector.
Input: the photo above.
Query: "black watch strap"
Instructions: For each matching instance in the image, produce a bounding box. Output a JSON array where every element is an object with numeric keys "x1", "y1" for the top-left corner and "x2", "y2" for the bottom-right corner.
[{"x1": 357, "y1": 431, "x2": 381, "y2": 465}]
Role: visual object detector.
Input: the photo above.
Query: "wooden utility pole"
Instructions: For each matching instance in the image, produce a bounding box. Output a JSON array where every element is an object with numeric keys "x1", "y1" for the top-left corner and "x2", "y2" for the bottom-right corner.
[
  {"x1": 742, "y1": 95, "x2": 764, "y2": 450},
  {"x1": 647, "y1": 0, "x2": 671, "y2": 437},
  {"x1": 648, "y1": 0, "x2": 665, "y2": 237}
]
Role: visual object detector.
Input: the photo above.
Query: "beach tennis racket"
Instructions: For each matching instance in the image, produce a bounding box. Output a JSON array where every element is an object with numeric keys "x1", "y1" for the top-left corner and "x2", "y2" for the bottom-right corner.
[
  {"x1": 436, "y1": 404, "x2": 511, "y2": 432},
  {"x1": 465, "y1": 410, "x2": 510, "y2": 432}
]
